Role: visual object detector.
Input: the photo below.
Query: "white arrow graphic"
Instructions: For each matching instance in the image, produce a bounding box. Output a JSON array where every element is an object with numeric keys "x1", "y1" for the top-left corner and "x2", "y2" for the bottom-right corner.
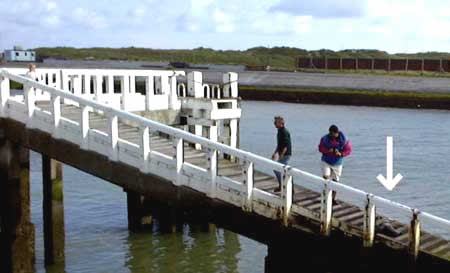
[{"x1": 377, "y1": 136, "x2": 403, "y2": 191}]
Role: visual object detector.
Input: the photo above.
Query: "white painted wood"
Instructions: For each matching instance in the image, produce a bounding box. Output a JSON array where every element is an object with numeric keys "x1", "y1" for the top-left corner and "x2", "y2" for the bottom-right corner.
[
  {"x1": 230, "y1": 119, "x2": 238, "y2": 149},
  {"x1": 145, "y1": 74, "x2": 154, "y2": 111},
  {"x1": 174, "y1": 137, "x2": 184, "y2": 186},
  {"x1": 121, "y1": 75, "x2": 130, "y2": 110},
  {"x1": 108, "y1": 114, "x2": 119, "y2": 161},
  {"x1": 282, "y1": 170, "x2": 293, "y2": 227},
  {"x1": 129, "y1": 75, "x2": 136, "y2": 94},
  {"x1": 320, "y1": 180, "x2": 333, "y2": 236},
  {"x1": 2, "y1": 68, "x2": 450, "y2": 242},
  {"x1": 242, "y1": 161, "x2": 254, "y2": 212},
  {"x1": 140, "y1": 126, "x2": 150, "y2": 173},
  {"x1": 24, "y1": 84, "x2": 35, "y2": 128},
  {"x1": 94, "y1": 74, "x2": 102, "y2": 101},
  {"x1": 107, "y1": 75, "x2": 114, "y2": 94},
  {"x1": 81, "y1": 104, "x2": 90, "y2": 150},
  {"x1": 84, "y1": 74, "x2": 91, "y2": 94},
  {"x1": 363, "y1": 194, "x2": 376, "y2": 247},
  {"x1": 409, "y1": 209, "x2": 421, "y2": 261},
  {"x1": 0, "y1": 75, "x2": 10, "y2": 115},
  {"x1": 223, "y1": 72, "x2": 238, "y2": 97},
  {"x1": 208, "y1": 148, "x2": 218, "y2": 198},
  {"x1": 51, "y1": 95, "x2": 61, "y2": 137}
]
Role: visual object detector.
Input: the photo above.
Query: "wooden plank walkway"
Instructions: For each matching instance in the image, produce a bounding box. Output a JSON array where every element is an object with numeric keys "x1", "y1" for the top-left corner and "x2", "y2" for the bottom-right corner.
[{"x1": 36, "y1": 102, "x2": 450, "y2": 261}]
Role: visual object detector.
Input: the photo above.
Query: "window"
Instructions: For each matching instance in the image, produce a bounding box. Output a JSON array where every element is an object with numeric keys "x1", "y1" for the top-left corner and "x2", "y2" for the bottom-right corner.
[
  {"x1": 31, "y1": 53, "x2": 35, "y2": 56},
  {"x1": 25, "y1": 52, "x2": 28, "y2": 56},
  {"x1": 15, "y1": 52, "x2": 19, "y2": 57}
]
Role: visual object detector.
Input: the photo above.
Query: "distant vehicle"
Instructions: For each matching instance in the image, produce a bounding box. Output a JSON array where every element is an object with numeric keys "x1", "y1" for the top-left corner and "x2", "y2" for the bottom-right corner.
[{"x1": 169, "y1": 61, "x2": 190, "y2": 68}]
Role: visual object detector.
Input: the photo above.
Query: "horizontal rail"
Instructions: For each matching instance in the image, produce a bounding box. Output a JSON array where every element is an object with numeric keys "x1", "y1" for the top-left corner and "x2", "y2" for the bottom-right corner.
[{"x1": 1, "y1": 68, "x2": 449, "y2": 241}]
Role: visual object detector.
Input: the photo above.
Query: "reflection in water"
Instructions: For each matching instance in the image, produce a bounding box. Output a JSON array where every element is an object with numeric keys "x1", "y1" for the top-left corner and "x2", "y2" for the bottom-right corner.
[{"x1": 126, "y1": 221, "x2": 240, "y2": 273}]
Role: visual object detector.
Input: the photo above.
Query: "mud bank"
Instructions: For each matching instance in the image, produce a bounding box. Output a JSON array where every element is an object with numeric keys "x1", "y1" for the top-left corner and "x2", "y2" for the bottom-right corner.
[{"x1": 239, "y1": 86, "x2": 450, "y2": 110}]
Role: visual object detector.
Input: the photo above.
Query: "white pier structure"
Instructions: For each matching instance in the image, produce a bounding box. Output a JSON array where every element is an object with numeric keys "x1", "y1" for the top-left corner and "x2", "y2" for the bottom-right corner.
[{"x1": 0, "y1": 67, "x2": 449, "y2": 269}]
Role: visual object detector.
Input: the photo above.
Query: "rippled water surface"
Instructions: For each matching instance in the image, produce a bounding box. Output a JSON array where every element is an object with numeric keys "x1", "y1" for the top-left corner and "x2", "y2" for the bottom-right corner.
[{"x1": 31, "y1": 101, "x2": 450, "y2": 272}]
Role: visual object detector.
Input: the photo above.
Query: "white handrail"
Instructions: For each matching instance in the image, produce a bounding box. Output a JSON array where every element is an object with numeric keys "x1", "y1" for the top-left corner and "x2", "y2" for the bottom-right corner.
[{"x1": 1, "y1": 68, "x2": 449, "y2": 237}]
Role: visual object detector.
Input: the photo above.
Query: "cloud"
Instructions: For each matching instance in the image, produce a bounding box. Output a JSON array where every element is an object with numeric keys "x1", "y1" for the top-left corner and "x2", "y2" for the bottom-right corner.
[
  {"x1": 270, "y1": 0, "x2": 368, "y2": 18},
  {"x1": 72, "y1": 8, "x2": 108, "y2": 29}
]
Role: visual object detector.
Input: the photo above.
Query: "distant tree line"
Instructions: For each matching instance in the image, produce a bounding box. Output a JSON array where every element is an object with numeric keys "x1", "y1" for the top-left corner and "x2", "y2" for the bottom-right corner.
[{"x1": 34, "y1": 46, "x2": 450, "y2": 71}]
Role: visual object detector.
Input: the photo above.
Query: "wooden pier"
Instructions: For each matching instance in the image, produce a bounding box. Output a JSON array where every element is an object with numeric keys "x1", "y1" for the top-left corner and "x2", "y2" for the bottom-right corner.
[{"x1": 0, "y1": 68, "x2": 449, "y2": 272}]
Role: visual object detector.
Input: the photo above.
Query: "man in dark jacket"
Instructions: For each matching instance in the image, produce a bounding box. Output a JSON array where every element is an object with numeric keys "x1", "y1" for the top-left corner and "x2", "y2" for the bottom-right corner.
[{"x1": 272, "y1": 116, "x2": 292, "y2": 192}]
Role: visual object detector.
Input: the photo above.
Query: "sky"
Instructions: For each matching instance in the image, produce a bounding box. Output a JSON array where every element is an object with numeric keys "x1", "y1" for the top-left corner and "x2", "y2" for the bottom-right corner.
[{"x1": 1, "y1": 0, "x2": 449, "y2": 54}]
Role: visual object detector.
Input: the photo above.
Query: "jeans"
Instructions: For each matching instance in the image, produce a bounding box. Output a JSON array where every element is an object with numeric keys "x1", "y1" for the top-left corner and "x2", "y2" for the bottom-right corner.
[{"x1": 274, "y1": 155, "x2": 291, "y2": 187}]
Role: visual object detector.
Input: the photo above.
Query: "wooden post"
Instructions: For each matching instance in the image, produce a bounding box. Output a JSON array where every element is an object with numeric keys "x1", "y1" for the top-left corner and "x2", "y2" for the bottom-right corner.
[
  {"x1": 339, "y1": 58, "x2": 343, "y2": 71},
  {"x1": 242, "y1": 160, "x2": 254, "y2": 212},
  {"x1": 320, "y1": 180, "x2": 333, "y2": 236},
  {"x1": 388, "y1": 58, "x2": 391, "y2": 72},
  {"x1": 80, "y1": 105, "x2": 89, "y2": 150},
  {"x1": 355, "y1": 58, "x2": 359, "y2": 70},
  {"x1": 94, "y1": 74, "x2": 102, "y2": 101},
  {"x1": 145, "y1": 74, "x2": 154, "y2": 111},
  {"x1": 324, "y1": 56, "x2": 328, "y2": 70},
  {"x1": 405, "y1": 58, "x2": 409, "y2": 72},
  {"x1": 121, "y1": 75, "x2": 130, "y2": 111},
  {"x1": 363, "y1": 194, "x2": 376, "y2": 247},
  {"x1": 439, "y1": 58, "x2": 443, "y2": 73},
  {"x1": 421, "y1": 58, "x2": 424, "y2": 72},
  {"x1": 42, "y1": 156, "x2": 65, "y2": 266},
  {"x1": 107, "y1": 75, "x2": 114, "y2": 95},
  {"x1": 51, "y1": 95, "x2": 61, "y2": 138},
  {"x1": 208, "y1": 148, "x2": 218, "y2": 198},
  {"x1": 174, "y1": 137, "x2": 184, "y2": 186},
  {"x1": 140, "y1": 126, "x2": 150, "y2": 173},
  {"x1": 108, "y1": 114, "x2": 119, "y2": 161},
  {"x1": 129, "y1": 75, "x2": 136, "y2": 94},
  {"x1": 408, "y1": 209, "x2": 421, "y2": 263},
  {"x1": 371, "y1": 58, "x2": 375, "y2": 71},
  {"x1": 282, "y1": 168, "x2": 292, "y2": 227},
  {"x1": 126, "y1": 191, "x2": 152, "y2": 232},
  {"x1": 24, "y1": 84, "x2": 35, "y2": 128},
  {"x1": 83, "y1": 74, "x2": 90, "y2": 95},
  {"x1": 0, "y1": 75, "x2": 10, "y2": 115},
  {"x1": 0, "y1": 140, "x2": 35, "y2": 272}
]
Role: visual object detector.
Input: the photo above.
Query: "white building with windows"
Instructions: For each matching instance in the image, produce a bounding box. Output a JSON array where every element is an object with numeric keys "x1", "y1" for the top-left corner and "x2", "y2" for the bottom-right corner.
[{"x1": 4, "y1": 46, "x2": 36, "y2": 62}]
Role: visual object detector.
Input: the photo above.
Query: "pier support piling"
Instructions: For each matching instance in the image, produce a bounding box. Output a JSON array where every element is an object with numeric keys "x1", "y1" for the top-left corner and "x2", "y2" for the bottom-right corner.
[
  {"x1": 0, "y1": 137, "x2": 35, "y2": 273},
  {"x1": 126, "y1": 191, "x2": 153, "y2": 232},
  {"x1": 42, "y1": 155, "x2": 65, "y2": 266}
]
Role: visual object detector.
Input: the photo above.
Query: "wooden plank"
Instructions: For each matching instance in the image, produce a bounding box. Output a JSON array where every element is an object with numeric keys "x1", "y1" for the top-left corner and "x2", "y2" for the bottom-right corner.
[
  {"x1": 421, "y1": 238, "x2": 447, "y2": 251},
  {"x1": 338, "y1": 210, "x2": 365, "y2": 222},
  {"x1": 333, "y1": 207, "x2": 360, "y2": 218},
  {"x1": 297, "y1": 196, "x2": 321, "y2": 207}
]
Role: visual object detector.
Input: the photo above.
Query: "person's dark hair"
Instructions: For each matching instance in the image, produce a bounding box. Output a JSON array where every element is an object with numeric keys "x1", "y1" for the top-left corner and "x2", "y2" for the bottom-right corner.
[
  {"x1": 274, "y1": 116, "x2": 285, "y2": 125},
  {"x1": 329, "y1": 125, "x2": 339, "y2": 133}
]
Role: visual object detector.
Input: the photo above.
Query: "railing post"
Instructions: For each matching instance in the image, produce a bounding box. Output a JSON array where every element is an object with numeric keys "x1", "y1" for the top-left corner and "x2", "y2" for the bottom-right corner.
[
  {"x1": 94, "y1": 74, "x2": 102, "y2": 102},
  {"x1": 408, "y1": 209, "x2": 421, "y2": 262},
  {"x1": 84, "y1": 74, "x2": 91, "y2": 95},
  {"x1": 242, "y1": 160, "x2": 254, "y2": 212},
  {"x1": 51, "y1": 95, "x2": 61, "y2": 138},
  {"x1": 108, "y1": 113, "x2": 119, "y2": 161},
  {"x1": 140, "y1": 126, "x2": 150, "y2": 173},
  {"x1": 129, "y1": 75, "x2": 136, "y2": 94},
  {"x1": 145, "y1": 74, "x2": 154, "y2": 111},
  {"x1": 121, "y1": 75, "x2": 130, "y2": 111},
  {"x1": 208, "y1": 148, "x2": 218, "y2": 198},
  {"x1": 174, "y1": 137, "x2": 184, "y2": 186},
  {"x1": 320, "y1": 180, "x2": 333, "y2": 236},
  {"x1": 80, "y1": 105, "x2": 90, "y2": 150},
  {"x1": 0, "y1": 74, "x2": 10, "y2": 116},
  {"x1": 363, "y1": 194, "x2": 376, "y2": 247},
  {"x1": 107, "y1": 75, "x2": 114, "y2": 95},
  {"x1": 282, "y1": 167, "x2": 292, "y2": 227},
  {"x1": 24, "y1": 83, "x2": 35, "y2": 128},
  {"x1": 222, "y1": 72, "x2": 238, "y2": 98}
]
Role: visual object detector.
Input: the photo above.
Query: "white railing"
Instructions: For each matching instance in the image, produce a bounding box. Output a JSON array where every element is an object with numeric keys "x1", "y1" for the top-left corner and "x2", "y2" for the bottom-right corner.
[{"x1": 1, "y1": 69, "x2": 449, "y2": 258}]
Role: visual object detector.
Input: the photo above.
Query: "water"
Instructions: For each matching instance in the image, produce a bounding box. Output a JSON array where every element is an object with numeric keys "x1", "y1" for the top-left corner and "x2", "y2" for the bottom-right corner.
[{"x1": 30, "y1": 101, "x2": 450, "y2": 272}]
